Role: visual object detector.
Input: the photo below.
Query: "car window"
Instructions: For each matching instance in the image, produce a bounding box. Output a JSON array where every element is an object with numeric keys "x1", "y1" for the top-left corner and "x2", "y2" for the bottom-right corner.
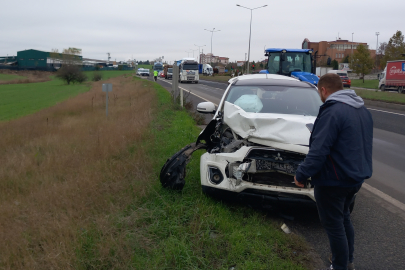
[{"x1": 225, "y1": 85, "x2": 322, "y2": 116}]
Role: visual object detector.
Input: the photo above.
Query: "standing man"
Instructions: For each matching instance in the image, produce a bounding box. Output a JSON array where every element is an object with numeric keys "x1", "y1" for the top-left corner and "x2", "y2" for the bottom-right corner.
[
  {"x1": 153, "y1": 69, "x2": 158, "y2": 81},
  {"x1": 294, "y1": 73, "x2": 373, "y2": 270}
]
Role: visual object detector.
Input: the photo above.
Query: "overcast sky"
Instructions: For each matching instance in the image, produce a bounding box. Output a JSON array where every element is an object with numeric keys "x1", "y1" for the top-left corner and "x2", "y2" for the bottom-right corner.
[{"x1": 2, "y1": 0, "x2": 404, "y2": 63}]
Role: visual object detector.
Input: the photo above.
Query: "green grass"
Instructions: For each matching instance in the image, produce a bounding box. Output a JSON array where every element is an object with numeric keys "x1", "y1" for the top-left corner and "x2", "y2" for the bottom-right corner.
[
  {"x1": 0, "y1": 71, "x2": 133, "y2": 122},
  {"x1": 137, "y1": 64, "x2": 153, "y2": 70},
  {"x1": 74, "y1": 78, "x2": 311, "y2": 269},
  {"x1": 0, "y1": 73, "x2": 27, "y2": 81},
  {"x1": 355, "y1": 89, "x2": 405, "y2": 104},
  {"x1": 351, "y1": 79, "x2": 379, "y2": 89}
]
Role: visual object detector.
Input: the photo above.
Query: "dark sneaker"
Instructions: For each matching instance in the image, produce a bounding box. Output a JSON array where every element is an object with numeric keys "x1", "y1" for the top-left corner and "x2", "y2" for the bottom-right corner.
[{"x1": 328, "y1": 255, "x2": 355, "y2": 270}]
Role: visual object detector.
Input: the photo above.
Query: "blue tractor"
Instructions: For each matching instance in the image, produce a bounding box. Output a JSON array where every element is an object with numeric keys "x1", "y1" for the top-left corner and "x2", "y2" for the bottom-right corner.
[{"x1": 259, "y1": 48, "x2": 319, "y2": 86}]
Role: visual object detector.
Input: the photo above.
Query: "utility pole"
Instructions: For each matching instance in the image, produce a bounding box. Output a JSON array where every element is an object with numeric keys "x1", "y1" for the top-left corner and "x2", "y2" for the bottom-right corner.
[
  {"x1": 376, "y1": 32, "x2": 380, "y2": 71},
  {"x1": 195, "y1": 44, "x2": 206, "y2": 64}
]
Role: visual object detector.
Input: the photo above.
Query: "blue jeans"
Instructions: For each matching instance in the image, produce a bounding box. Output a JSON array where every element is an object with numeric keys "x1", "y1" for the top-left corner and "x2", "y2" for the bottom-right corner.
[{"x1": 314, "y1": 184, "x2": 362, "y2": 270}]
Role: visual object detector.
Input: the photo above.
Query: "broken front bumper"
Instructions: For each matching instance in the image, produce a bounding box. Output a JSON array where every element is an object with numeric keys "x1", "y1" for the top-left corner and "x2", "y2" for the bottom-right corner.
[{"x1": 199, "y1": 146, "x2": 315, "y2": 205}]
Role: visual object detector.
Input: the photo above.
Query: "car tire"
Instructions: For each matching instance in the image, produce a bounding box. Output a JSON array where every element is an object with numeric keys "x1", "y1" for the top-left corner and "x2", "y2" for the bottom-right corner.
[
  {"x1": 380, "y1": 85, "x2": 385, "y2": 92},
  {"x1": 195, "y1": 81, "x2": 199, "y2": 84}
]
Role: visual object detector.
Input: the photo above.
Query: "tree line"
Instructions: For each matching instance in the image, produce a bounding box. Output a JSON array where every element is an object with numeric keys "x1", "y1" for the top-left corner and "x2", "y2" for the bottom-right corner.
[{"x1": 349, "y1": 30, "x2": 405, "y2": 81}]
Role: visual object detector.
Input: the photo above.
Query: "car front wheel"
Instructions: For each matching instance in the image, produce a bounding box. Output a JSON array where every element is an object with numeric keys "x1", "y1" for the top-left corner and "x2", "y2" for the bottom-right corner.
[{"x1": 380, "y1": 85, "x2": 385, "y2": 91}]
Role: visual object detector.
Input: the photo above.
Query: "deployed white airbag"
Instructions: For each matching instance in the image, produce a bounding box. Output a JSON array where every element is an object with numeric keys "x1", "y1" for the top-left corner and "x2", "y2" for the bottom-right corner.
[
  {"x1": 223, "y1": 101, "x2": 315, "y2": 146},
  {"x1": 234, "y1": 95, "x2": 263, "y2": 113}
]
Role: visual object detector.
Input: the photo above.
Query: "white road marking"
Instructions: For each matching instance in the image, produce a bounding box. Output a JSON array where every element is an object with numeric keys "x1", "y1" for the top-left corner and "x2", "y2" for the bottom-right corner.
[
  {"x1": 363, "y1": 183, "x2": 405, "y2": 213},
  {"x1": 367, "y1": 108, "x2": 405, "y2": 116}
]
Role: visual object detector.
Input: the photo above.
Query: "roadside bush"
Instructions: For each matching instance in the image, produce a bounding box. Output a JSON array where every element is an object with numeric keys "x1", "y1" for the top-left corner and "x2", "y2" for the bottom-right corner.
[
  {"x1": 56, "y1": 65, "x2": 86, "y2": 85},
  {"x1": 75, "y1": 72, "x2": 87, "y2": 83},
  {"x1": 92, "y1": 71, "x2": 103, "y2": 81}
]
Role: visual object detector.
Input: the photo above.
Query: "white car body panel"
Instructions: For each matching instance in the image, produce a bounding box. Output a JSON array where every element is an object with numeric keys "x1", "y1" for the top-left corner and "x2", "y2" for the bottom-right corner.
[{"x1": 223, "y1": 101, "x2": 315, "y2": 146}]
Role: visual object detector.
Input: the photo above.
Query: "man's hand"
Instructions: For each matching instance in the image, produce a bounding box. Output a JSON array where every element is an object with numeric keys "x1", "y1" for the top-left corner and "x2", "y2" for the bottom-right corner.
[{"x1": 294, "y1": 176, "x2": 304, "y2": 188}]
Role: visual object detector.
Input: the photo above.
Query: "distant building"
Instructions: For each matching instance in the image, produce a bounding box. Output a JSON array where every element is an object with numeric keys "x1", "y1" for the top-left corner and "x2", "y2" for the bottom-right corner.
[
  {"x1": 0, "y1": 55, "x2": 17, "y2": 65},
  {"x1": 200, "y1": 53, "x2": 229, "y2": 64},
  {"x1": 302, "y1": 38, "x2": 376, "y2": 65},
  {"x1": 218, "y1": 57, "x2": 229, "y2": 64},
  {"x1": 236, "y1": 61, "x2": 245, "y2": 67},
  {"x1": 15, "y1": 49, "x2": 83, "y2": 70}
]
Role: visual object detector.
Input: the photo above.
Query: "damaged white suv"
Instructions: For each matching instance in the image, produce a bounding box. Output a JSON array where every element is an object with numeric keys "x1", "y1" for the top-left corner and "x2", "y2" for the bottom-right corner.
[{"x1": 161, "y1": 74, "x2": 326, "y2": 208}]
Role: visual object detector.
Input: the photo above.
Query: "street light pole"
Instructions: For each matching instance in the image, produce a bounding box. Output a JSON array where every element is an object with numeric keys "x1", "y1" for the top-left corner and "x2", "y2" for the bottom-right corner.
[
  {"x1": 204, "y1": 28, "x2": 220, "y2": 56},
  {"x1": 376, "y1": 32, "x2": 380, "y2": 70},
  {"x1": 195, "y1": 44, "x2": 206, "y2": 64},
  {"x1": 237, "y1": 4, "x2": 267, "y2": 74}
]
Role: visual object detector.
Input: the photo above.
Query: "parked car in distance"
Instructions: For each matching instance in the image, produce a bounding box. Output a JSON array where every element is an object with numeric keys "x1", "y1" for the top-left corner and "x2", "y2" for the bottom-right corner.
[
  {"x1": 137, "y1": 68, "x2": 150, "y2": 77},
  {"x1": 341, "y1": 76, "x2": 351, "y2": 88},
  {"x1": 327, "y1": 70, "x2": 348, "y2": 77},
  {"x1": 160, "y1": 74, "x2": 357, "y2": 211}
]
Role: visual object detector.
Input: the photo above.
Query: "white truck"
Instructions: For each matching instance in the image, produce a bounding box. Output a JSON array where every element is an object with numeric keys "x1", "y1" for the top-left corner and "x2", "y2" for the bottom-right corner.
[
  {"x1": 315, "y1": 67, "x2": 332, "y2": 77},
  {"x1": 176, "y1": 58, "x2": 199, "y2": 83},
  {"x1": 202, "y1": 64, "x2": 213, "y2": 76}
]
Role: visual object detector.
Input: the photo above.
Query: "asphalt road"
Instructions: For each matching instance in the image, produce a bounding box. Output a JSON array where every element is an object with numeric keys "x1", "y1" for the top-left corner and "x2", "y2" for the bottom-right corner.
[{"x1": 146, "y1": 76, "x2": 405, "y2": 269}]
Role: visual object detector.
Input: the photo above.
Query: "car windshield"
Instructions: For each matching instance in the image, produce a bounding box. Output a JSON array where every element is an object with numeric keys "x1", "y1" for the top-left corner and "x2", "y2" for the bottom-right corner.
[
  {"x1": 337, "y1": 73, "x2": 347, "y2": 76},
  {"x1": 168, "y1": 68, "x2": 172, "y2": 72},
  {"x1": 183, "y1": 64, "x2": 198, "y2": 70},
  {"x1": 267, "y1": 52, "x2": 312, "y2": 76},
  {"x1": 225, "y1": 85, "x2": 322, "y2": 116}
]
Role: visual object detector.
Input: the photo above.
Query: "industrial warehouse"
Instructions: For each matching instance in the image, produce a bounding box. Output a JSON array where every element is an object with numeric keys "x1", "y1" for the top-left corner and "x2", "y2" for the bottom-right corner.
[{"x1": 0, "y1": 49, "x2": 133, "y2": 71}]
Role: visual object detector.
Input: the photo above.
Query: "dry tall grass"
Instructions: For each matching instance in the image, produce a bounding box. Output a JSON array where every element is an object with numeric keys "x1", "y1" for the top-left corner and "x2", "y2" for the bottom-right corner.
[
  {"x1": 0, "y1": 76, "x2": 156, "y2": 269},
  {"x1": 0, "y1": 70, "x2": 52, "y2": 85}
]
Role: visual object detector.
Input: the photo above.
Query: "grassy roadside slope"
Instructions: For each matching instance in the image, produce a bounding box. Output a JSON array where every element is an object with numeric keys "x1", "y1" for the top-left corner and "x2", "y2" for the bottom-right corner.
[
  {"x1": 0, "y1": 71, "x2": 134, "y2": 121},
  {"x1": 0, "y1": 74, "x2": 313, "y2": 269},
  {"x1": 0, "y1": 73, "x2": 27, "y2": 81},
  {"x1": 354, "y1": 89, "x2": 405, "y2": 104},
  {"x1": 86, "y1": 79, "x2": 311, "y2": 269}
]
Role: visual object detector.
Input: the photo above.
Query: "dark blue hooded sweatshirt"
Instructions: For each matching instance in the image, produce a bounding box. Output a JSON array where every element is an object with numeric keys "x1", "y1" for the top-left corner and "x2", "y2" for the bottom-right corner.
[{"x1": 295, "y1": 90, "x2": 373, "y2": 187}]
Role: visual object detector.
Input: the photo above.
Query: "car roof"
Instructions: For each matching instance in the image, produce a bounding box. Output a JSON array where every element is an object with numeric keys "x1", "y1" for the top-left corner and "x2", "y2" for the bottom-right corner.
[
  {"x1": 229, "y1": 73, "x2": 302, "y2": 85},
  {"x1": 232, "y1": 75, "x2": 315, "y2": 88}
]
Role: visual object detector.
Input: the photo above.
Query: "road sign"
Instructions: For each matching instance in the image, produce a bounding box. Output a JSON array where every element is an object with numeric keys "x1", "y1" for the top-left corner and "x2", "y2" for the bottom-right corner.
[
  {"x1": 102, "y1": 83, "x2": 113, "y2": 116},
  {"x1": 402, "y1": 63, "x2": 405, "y2": 72}
]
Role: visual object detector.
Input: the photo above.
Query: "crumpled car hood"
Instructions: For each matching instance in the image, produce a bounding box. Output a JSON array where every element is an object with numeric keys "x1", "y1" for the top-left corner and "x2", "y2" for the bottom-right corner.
[{"x1": 223, "y1": 101, "x2": 315, "y2": 149}]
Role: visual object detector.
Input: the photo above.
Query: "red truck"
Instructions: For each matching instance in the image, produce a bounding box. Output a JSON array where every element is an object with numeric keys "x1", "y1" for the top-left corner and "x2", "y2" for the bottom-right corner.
[{"x1": 378, "y1": 60, "x2": 405, "y2": 93}]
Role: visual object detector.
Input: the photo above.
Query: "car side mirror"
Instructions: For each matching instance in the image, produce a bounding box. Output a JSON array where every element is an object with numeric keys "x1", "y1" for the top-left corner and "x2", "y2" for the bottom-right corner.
[{"x1": 197, "y1": 102, "x2": 216, "y2": 114}]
